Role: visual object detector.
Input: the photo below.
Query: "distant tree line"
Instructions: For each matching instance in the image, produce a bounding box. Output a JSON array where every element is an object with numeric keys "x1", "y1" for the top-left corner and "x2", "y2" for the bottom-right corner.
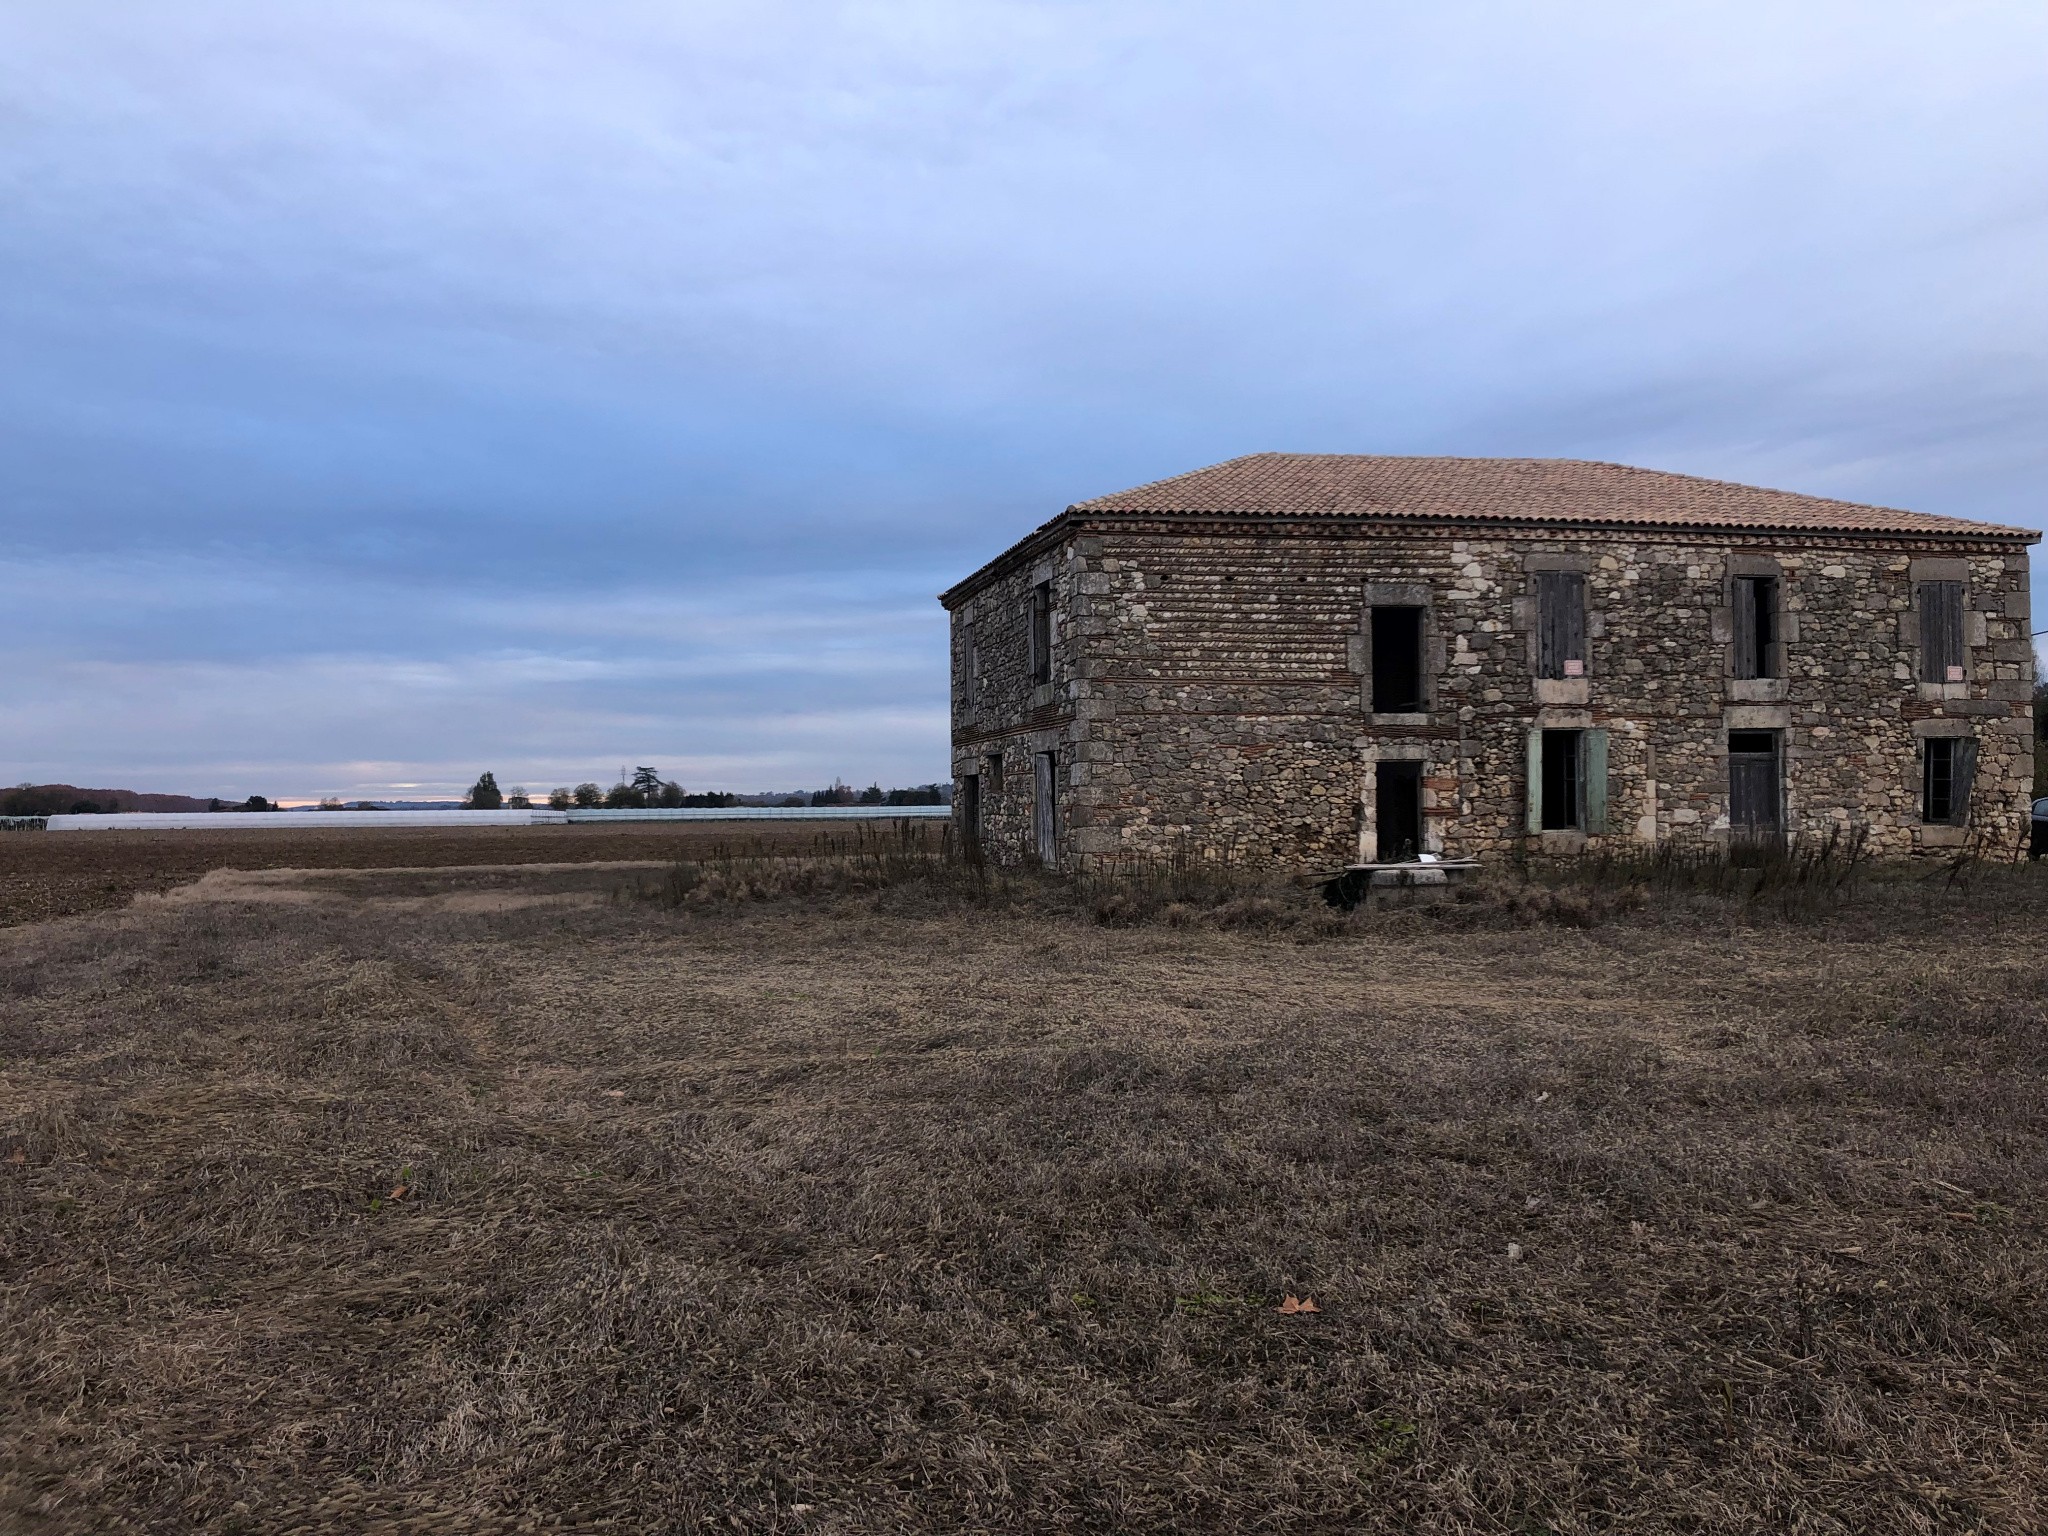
[
  {"x1": 2, "y1": 785, "x2": 116, "y2": 816},
  {"x1": 528, "y1": 767, "x2": 738, "y2": 810},
  {"x1": 452, "y1": 768, "x2": 951, "y2": 811},
  {"x1": 786, "y1": 781, "x2": 949, "y2": 807},
  {"x1": 1, "y1": 784, "x2": 276, "y2": 815}
]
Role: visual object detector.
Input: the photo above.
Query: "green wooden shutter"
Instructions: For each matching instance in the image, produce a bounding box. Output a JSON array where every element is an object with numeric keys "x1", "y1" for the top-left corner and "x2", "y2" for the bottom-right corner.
[
  {"x1": 1526, "y1": 728, "x2": 1544, "y2": 833},
  {"x1": 1583, "y1": 729, "x2": 1609, "y2": 835}
]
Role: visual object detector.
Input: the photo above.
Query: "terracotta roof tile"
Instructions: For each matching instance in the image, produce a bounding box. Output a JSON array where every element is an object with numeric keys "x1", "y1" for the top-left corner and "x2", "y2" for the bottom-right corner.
[{"x1": 1069, "y1": 454, "x2": 2040, "y2": 540}]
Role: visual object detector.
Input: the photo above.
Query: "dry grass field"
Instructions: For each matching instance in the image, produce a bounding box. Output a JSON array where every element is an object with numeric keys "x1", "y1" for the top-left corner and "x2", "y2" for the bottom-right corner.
[
  {"x1": 3, "y1": 831, "x2": 2048, "y2": 1533},
  {"x1": 0, "y1": 821, "x2": 944, "y2": 929}
]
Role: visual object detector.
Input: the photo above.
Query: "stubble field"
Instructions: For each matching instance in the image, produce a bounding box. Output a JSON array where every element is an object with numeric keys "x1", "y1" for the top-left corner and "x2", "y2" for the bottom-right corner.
[{"x1": 3, "y1": 829, "x2": 2047, "y2": 1533}]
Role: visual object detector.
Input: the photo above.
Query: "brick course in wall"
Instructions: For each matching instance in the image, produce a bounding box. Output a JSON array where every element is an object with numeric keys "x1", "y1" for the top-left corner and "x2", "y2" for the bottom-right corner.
[{"x1": 942, "y1": 458, "x2": 2041, "y2": 868}]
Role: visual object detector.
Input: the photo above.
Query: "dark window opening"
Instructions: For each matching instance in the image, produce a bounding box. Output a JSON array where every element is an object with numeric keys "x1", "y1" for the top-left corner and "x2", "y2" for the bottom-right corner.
[
  {"x1": 987, "y1": 751, "x2": 1004, "y2": 799},
  {"x1": 1728, "y1": 730, "x2": 1783, "y2": 836},
  {"x1": 1028, "y1": 582, "x2": 1052, "y2": 686},
  {"x1": 1922, "y1": 736, "x2": 1976, "y2": 825},
  {"x1": 1732, "y1": 576, "x2": 1780, "y2": 679},
  {"x1": 1917, "y1": 581, "x2": 1965, "y2": 682},
  {"x1": 1375, "y1": 760, "x2": 1424, "y2": 862},
  {"x1": 1370, "y1": 607, "x2": 1426, "y2": 712},
  {"x1": 1540, "y1": 729, "x2": 1582, "y2": 830},
  {"x1": 1536, "y1": 571, "x2": 1587, "y2": 680}
]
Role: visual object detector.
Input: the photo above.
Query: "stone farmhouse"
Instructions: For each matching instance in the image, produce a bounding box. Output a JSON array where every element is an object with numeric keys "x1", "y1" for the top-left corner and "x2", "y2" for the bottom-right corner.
[{"x1": 939, "y1": 454, "x2": 2040, "y2": 868}]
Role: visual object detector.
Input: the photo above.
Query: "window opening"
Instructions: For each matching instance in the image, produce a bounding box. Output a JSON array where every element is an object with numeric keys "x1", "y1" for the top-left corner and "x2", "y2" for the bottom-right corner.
[
  {"x1": 1375, "y1": 760, "x2": 1423, "y2": 862},
  {"x1": 1917, "y1": 581, "x2": 1965, "y2": 683},
  {"x1": 1540, "y1": 729, "x2": 1582, "y2": 830},
  {"x1": 1536, "y1": 571, "x2": 1587, "y2": 680},
  {"x1": 1732, "y1": 576, "x2": 1780, "y2": 680},
  {"x1": 1727, "y1": 730, "x2": 1783, "y2": 837},
  {"x1": 1370, "y1": 607, "x2": 1426, "y2": 712},
  {"x1": 1921, "y1": 737, "x2": 1976, "y2": 825},
  {"x1": 1029, "y1": 582, "x2": 1053, "y2": 686}
]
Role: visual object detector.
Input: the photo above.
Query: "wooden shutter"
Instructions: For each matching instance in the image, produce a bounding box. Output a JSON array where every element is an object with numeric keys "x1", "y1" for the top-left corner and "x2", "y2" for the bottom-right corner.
[
  {"x1": 1525, "y1": 728, "x2": 1544, "y2": 833},
  {"x1": 1033, "y1": 752, "x2": 1056, "y2": 862},
  {"x1": 1536, "y1": 571, "x2": 1586, "y2": 679},
  {"x1": 1919, "y1": 582, "x2": 1964, "y2": 681},
  {"x1": 1028, "y1": 585, "x2": 1050, "y2": 684},
  {"x1": 1583, "y1": 729, "x2": 1609, "y2": 834},
  {"x1": 1758, "y1": 579, "x2": 1781, "y2": 680},
  {"x1": 1731, "y1": 578, "x2": 1758, "y2": 679},
  {"x1": 1952, "y1": 737, "x2": 1977, "y2": 825}
]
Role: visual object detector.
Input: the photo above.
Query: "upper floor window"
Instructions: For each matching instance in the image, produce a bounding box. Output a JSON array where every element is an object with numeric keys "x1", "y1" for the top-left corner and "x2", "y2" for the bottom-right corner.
[
  {"x1": 1370, "y1": 606, "x2": 1426, "y2": 712},
  {"x1": 1732, "y1": 576, "x2": 1780, "y2": 680},
  {"x1": 1028, "y1": 582, "x2": 1052, "y2": 686},
  {"x1": 1535, "y1": 571, "x2": 1586, "y2": 679},
  {"x1": 1917, "y1": 581, "x2": 1966, "y2": 682}
]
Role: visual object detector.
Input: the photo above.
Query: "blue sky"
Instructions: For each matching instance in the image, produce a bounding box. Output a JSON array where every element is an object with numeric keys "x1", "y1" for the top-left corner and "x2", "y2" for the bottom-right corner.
[{"x1": 2, "y1": 1, "x2": 2043, "y2": 799}]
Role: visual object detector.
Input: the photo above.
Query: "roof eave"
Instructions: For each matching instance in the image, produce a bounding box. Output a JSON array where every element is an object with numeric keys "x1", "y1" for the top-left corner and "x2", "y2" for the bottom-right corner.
[
  {"x1": 937, "y1": 508, "x2": 1082, "y2": 610},
  {"x1": 1066, "y1": 507, "x2": 2043, "y2": 544},
  {"x1": 938, "y1": 507, "x2": 2040, "y2": 609}
]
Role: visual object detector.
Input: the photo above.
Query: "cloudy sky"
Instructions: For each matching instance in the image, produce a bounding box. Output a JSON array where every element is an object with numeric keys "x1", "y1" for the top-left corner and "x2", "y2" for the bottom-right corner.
[{"x1": 2, "y1": 2, "x2": 2043, "y2": 800}]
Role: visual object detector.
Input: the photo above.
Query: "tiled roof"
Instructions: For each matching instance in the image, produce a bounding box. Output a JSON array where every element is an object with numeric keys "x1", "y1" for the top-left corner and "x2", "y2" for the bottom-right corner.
[{"x1": 1069, "y1": 454, "x2": 2039, "y2": 539}]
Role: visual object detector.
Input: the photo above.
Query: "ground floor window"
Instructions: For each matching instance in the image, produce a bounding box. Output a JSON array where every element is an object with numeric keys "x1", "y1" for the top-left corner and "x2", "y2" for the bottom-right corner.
[
  {"x1": 1728, "y1": 730, "x2": 1783, "y2": 836},
  {"x1": 1374, "y1": 759, "x2": 1423, "y2": 861},
  {"x1": 1525, "y1": 727, "x2": 1609, "y2": 835},
  {"x1": 1921, "y1": 736, "x2": 1976, "y2": 825}
]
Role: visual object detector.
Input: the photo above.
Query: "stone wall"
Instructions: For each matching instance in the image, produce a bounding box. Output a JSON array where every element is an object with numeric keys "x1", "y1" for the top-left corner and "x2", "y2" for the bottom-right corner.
[
  {"x1": 948, "y1": 537, "x2": 1079, "y2": 863},
  {"x1": 949, "y1": 517, "x2": 2038, "y2": 865}
]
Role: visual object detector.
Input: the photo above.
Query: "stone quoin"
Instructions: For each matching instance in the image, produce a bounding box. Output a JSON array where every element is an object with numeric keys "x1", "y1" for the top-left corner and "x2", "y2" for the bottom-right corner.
[{"x1": 939, "y1": 454, "x2": 2041, "y2": 867}]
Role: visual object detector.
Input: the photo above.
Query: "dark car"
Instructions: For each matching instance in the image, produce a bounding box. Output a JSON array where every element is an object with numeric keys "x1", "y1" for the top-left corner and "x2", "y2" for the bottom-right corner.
[{"x1": 2035, "y1": 797, "x2": 2048, "y2": 859}]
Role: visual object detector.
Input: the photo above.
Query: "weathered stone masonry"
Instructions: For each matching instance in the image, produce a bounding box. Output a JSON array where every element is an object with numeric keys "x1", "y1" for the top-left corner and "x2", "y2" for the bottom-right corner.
[{"x1": 942, "y1": 456, "x2": 2040, "y2": 867}]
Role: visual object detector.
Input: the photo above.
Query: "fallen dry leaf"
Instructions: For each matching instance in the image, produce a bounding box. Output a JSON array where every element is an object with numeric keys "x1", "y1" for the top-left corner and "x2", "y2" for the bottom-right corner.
[
  {"x1": 1277, "y1": 1294, "x2": 1320, "y2": 1315},
  {"x1": 388, "y1": 1184, "x2": 410, "y2": 1201}
]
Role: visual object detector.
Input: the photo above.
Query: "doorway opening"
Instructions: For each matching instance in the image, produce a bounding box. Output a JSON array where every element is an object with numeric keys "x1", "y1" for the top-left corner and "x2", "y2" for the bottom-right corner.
[
  {"x1": 1728, "y1": 730, "x2": 1783, "y2": 840},
  {"x1": 1032, "y1": 752, "x2": 1057, "y2": 864},
  {"x1": 1375, "y1": 760, "x2": 1423, "y2": 863},
  {"x1": 1539, "y1": 729, "x2": 1583, "y2": 830}
]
